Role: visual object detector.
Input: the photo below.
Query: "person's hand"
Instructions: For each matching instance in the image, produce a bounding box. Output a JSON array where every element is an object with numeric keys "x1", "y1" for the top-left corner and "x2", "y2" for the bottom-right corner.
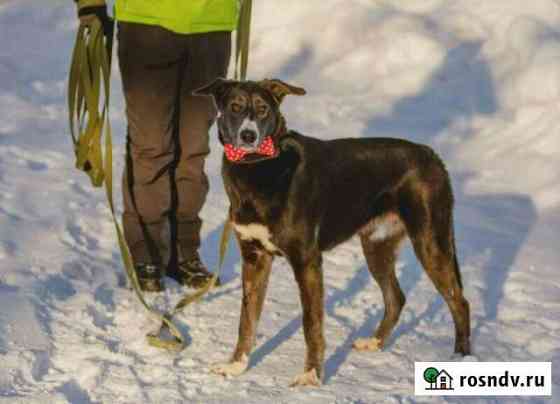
[{"x1": 75, "y1": 0, "x2": 107, "y2": 26}]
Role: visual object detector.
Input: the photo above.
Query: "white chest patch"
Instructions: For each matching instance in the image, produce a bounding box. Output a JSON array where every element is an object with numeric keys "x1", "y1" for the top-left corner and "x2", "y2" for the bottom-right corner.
[{"x1": 233, "y1": 222, "x2": 279, "y2": 253}]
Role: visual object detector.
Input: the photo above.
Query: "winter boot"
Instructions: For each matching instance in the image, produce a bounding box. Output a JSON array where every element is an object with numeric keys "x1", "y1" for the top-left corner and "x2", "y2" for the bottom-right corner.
[
  {"x1": 135, "y1": 263, "x2": 165, "y2": 292},
  {"x1": 167, "y1": 252, "x2": 221, "y2": 289}
]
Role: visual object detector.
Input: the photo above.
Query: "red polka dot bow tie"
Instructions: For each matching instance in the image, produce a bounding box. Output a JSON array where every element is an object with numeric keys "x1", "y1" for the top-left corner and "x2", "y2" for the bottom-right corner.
[{"x1": 224, "y1": 136, "x2": 276, "y2": 162}]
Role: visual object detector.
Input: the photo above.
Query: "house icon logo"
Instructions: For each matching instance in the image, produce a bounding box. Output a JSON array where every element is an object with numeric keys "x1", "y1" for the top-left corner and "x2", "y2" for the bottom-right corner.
[{"x1": 423, "y1": 367, "x2": 454, "y2": 391}]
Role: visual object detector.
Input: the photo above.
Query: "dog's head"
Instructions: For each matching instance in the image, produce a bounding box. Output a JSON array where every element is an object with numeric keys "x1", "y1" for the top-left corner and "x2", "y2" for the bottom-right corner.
[{"x1": 194, "y1": 78, "x2": 306, "y2": 163}]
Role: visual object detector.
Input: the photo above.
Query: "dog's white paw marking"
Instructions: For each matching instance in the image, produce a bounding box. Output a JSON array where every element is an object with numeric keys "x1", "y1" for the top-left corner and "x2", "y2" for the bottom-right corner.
[
  {"x1": 352, "y1": 337, "x2": 382, "y2": 351},
  {"x1": 233, "y1": 222, "x2": 280, "y2": 253},
  {"x1": 211, "y1": 355, "x2": 248, "y2": 377},
  {"x1": 290, "y1": 369, "x2": 321, "y2": 387}
]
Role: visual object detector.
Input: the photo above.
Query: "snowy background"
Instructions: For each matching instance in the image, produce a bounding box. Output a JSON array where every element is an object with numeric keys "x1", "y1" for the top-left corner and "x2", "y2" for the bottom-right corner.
[{"x1": 0, "y1": 0, "x2": 559, "y2": 402}]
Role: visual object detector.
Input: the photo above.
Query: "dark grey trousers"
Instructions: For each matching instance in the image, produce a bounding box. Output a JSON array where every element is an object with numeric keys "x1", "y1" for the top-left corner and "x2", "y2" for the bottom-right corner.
[{"x1": 118, "y1": 22, "x2": 231, "y2": 265}]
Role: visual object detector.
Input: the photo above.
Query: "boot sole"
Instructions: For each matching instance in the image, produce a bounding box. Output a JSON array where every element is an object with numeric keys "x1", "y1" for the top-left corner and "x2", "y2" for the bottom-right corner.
[{"x1": 138, "y1": 277, "x2": 165, "y2": 293}]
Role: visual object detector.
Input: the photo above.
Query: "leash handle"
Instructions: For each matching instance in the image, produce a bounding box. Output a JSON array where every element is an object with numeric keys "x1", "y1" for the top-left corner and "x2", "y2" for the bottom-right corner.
[{"x1": 78, "y1": 5, "x2": 114, "y2": 65}]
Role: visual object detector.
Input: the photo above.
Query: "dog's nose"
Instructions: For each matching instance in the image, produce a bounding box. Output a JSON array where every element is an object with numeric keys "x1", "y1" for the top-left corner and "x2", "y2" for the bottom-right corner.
[{"x1": 240, "y1": 129, "x2": 257, "y2": 144}]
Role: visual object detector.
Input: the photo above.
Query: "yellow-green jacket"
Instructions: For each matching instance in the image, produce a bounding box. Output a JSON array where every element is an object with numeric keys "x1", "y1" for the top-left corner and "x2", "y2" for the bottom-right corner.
[{"x1": 115, "y1": 0, "x2": 239, "y2": 34}]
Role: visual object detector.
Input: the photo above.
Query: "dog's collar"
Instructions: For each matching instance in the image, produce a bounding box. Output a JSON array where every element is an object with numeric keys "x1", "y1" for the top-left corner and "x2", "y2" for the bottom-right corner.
[{"x1": 221, "y1": 115, "x2": 287, "y2": 164}]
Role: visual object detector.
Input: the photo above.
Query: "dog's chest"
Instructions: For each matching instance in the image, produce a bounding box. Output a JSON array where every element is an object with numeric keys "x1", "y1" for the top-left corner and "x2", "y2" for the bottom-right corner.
[
  {"x1": 232, "y1": 222, "x2": 280, "y2": 253},
  {"x1": 228, "y1": 190, "x2": 286, "y2": 254}
]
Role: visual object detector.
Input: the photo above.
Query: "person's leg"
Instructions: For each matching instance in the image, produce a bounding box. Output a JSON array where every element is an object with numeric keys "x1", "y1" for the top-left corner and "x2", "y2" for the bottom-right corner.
[
  {"x1": 118, "y1": 22, "x2": 187, "y2": 287},
  {"x1": 173, "y1": 94, "x2": 212, "y2": 259},
  {"x1": 174, "y1": 31, "x2": 231, "y2": 261}
]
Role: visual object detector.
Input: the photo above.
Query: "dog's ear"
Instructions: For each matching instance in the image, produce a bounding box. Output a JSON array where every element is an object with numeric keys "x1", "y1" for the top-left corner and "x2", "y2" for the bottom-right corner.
[
  {"x1": 193, "y1": 78, "x2": 236, "y2": 109},
  {"x1": 258, "y1": 79, "x2": 306, "y2": 104}
]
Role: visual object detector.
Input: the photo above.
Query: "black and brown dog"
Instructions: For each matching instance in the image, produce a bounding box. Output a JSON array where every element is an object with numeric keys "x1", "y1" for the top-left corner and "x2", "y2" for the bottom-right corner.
[{"x1": 194, "y1": 78, "x2": 470, "y2": 387}]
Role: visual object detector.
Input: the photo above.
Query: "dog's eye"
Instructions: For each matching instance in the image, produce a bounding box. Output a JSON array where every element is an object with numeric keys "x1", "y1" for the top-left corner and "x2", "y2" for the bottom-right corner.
[
  {"x1": 231, "y1": 103, "x2": 244, "y2": 113},
  {"x1": 256, "y1": 106, "x2": 268, "y2": 118}
]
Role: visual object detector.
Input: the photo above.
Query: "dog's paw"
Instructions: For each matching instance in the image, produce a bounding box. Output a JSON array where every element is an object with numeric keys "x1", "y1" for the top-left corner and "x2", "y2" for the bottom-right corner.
[
  {"x1": 352, "y1": 337, "x2": 382, "y2": 351},
  {"x1": 210, "y1": 355, "x2": 248, "y2": 377},
  {"x1": 290, "y1": 369, "x2": 321, "y2": 387}
]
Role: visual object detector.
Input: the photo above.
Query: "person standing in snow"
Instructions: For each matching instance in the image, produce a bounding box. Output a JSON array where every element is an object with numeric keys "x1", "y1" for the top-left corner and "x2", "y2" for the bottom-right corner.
[{"x1": 74, "y1": 0, "x2": 238, "y2": 292}]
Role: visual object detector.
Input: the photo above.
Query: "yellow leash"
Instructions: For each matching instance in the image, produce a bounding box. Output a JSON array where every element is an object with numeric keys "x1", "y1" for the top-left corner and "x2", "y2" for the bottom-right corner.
[
  {"x1": 235, "y1": 0, "x2": 252, "y2": 81},
  {"x1": 68, "y1": 17, "x2": 191, "y2": 350},
  {"x1": 146, "y1": 220, "x2": 232, "y2": 350}
]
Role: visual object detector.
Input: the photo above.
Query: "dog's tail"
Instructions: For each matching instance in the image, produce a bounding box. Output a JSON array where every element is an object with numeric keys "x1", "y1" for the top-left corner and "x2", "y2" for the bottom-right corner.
[
  {"x1": 423, "y1": 147, "x2": 464, "y2": 291},
  {"x1": 451, "y1": 231, "x2": 463, "y2": 290}
]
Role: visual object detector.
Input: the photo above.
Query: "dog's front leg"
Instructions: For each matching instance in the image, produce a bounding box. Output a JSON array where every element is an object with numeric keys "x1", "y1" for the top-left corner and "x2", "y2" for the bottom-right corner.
[
  {"x1": 211, "y1": 240, "x2": 273, "y2": 377},
  {"x1": 290, "y1": 252, "x2": 325, "y2": 387}
]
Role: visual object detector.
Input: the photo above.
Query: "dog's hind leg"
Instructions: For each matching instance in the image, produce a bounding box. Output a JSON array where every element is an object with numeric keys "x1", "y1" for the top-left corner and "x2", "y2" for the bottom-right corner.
[
  {"x1": 399, "y1": 181, "x2": 471, "y2": 355},
  {"x1": 211, "y1": 239, "x2": 273, "y2": 377},
  {"x1": 353, "y1": 232, "x2": 406, "y2": 351},
  {"x1": 410, "y1": 234, "x2": 471, "y2": 355}
]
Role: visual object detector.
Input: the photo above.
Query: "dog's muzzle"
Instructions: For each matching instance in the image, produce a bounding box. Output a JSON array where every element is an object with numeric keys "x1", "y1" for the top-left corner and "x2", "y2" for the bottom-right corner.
[{"x1": 239, "y1": 129, "x2": 257, "y2": 145}]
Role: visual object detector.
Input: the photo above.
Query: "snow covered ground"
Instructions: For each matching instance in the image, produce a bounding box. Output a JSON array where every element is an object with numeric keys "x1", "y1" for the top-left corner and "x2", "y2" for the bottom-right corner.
[{"x1": 1, "y1": 0, "x2": 559, "y2": 402}]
